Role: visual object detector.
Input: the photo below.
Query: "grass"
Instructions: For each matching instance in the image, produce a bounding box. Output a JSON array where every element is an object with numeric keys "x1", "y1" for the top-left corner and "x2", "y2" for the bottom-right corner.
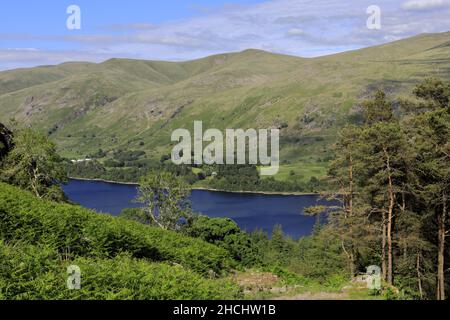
[{"x1": 269, "y1": 162, "x2": 328, "y2": 183}]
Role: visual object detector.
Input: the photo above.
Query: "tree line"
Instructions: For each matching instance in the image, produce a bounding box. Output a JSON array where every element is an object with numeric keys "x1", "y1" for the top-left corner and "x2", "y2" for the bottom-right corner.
[{"x1": 310, "y1": 78, "x2": 449, "y2": 299}]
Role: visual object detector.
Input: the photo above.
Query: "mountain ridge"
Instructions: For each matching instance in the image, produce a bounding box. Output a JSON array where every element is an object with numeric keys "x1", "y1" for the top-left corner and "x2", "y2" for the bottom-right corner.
[{"x1": 1, "y1": 32, "x2": 449, "y2": 180}]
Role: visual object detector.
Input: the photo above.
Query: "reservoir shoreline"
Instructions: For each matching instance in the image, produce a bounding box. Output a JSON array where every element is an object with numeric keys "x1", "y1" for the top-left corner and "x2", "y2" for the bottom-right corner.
[
  {"x1": 63, "y1": 179, "x2": 329, "y2": 238},
  {"x1": 68, "y1": 177, "x2": 320, "y2": 196}
]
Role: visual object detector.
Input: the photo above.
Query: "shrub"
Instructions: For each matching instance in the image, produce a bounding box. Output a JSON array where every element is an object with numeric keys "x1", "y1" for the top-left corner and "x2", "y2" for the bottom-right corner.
[
  {"x1": 0, "y1": 242, "x2": 241, "y2": 300},
  {"x1": 119, "y1": 208, "x2": 153, "y2": 225},
  {"x1": 183, "y1": 216, "x2": 261, "y2": 267},
  {"x1": 262, "y1": 266, "x2": 312, "y2": 286},
  {"x1": 323, "y1": 274, "x2": 348, "y2": 290},
  {"x1": 0, "y1": 183, "x2": 231, "y2": 274}
]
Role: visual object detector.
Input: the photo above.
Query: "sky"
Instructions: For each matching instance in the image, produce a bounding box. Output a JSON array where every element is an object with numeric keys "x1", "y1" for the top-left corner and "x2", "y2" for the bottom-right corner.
[{"x1": 1, "y1": 0, "x2": 450, "y2": 70}]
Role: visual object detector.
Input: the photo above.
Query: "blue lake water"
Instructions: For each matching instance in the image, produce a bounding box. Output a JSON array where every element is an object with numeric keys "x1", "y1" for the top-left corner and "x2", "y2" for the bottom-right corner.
[{"x1": 63, "y1": 179, "x2": 329, "y2": 238}]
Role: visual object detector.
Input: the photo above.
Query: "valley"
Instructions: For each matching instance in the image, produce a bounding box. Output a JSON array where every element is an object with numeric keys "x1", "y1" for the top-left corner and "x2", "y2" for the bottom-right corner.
[{"x1": 1, "y1": 32, "x2": 450, "y2": 189}]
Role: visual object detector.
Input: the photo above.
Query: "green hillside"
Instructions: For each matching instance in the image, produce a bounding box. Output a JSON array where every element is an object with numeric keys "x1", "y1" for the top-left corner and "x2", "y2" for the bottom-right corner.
[
  {"x1": 1, "y1": 32, "x2": 450, "y2": 182},
  {"x1": 0, "y1": 182, "x2": 241, "y2": 299}
]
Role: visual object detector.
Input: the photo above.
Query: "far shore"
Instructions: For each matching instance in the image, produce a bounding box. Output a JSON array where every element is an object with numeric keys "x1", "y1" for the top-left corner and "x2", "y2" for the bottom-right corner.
[
  {"x1": 68, "y1": 177, "x2": 320, "y2": 196},
  {"x1": 69, "y1": 177, "x2": 139, "y2": 186}
]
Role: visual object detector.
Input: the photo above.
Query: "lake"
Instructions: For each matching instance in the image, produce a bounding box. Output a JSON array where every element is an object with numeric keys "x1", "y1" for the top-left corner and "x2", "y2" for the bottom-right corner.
[{"x1": 63, "y1": 179, "x2": 330, "y2": 238}]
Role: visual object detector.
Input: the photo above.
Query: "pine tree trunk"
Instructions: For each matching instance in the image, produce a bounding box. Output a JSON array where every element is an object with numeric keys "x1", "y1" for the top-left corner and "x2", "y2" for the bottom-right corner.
[
  {"x1": 349, "y1": 155, "x2": 353, "y2": 217},
  {"x1": 342, "y1": 239, "x2": 356, "y2": 277},
  {"x1": 384, "y1": 148, "x2": 395, "y2": 285},
  {"x1": 437, "y1": 192, "x2": 446, "y2": 300},
  {"x1": 416, "y1": 251, "x2": 423, "y2": 299},
  {"x1": 387, "y1": 194, "x2": 394, "y2": 285},
  {"x1": 349, "y1": 252, "x2": 355, "y2": 277},
  {"x1": 382, "y1": 211, "x2": 387, "y2": 282},
  {"x1": 348, "y1": 154, "x2": 355, "y2": 277}
]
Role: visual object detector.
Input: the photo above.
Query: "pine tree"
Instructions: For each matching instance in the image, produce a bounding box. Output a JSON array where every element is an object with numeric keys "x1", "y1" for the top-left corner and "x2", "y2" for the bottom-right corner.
[
  {"x1": 326, "y1": 125, "x2": 366, "y2": 277},
  {"x1": 359, "y1": 121, "x2": 412, "y2": 285},
  {"x1": 402, "y1": 77, "x2": 450, "y2": 300}
]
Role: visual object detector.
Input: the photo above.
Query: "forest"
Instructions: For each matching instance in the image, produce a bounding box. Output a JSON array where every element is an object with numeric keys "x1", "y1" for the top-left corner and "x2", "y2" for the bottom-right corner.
[
  {"x1": 67, "y1": 153, "x2": 325, "y2": 193},
  {"x1": 313, "y1": 78, "x2": 450, "y2": 299}
]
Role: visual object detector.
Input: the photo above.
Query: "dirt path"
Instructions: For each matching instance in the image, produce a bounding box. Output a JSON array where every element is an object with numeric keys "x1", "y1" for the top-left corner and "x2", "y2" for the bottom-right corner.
[
  {"x1": 236, "y1": 270, "x2": 374, "y2": 300},
  {"x1": 274, "y1": 291, "x2": 350, "y2": 300}
]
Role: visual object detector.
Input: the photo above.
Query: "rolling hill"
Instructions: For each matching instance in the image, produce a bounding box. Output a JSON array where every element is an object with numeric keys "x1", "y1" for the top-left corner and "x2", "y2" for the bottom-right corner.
[{"x1": 1, "y1": 32, "x2": 450, "y2": 181}]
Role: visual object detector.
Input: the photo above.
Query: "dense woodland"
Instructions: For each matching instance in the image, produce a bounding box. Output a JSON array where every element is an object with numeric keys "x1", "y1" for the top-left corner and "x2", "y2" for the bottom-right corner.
[
  {"x1": 0, "y1": 77, "x2": 448, "y2": 300},
  {"x1": 68, "y1": 160, "x2": 324, "y2": 193},
  {"x1": 314, "y1": 78, "x2": 450, "y2": 299}
]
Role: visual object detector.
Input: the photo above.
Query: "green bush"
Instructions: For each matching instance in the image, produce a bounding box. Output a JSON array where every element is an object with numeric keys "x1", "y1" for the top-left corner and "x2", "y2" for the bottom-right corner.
[
  {"x1": 323, "y1": 274, "x2": 348, "y2": 290},
  {"x1": 262, "y1": 266, "x2": 312, "y2": 286},
  {"x1": 183, "y1": 216, "x2": 261, "y2": 267},
  {"x1": 291, "y1": 228, "x2": 348, "y2": 281},
  {"x1": 0, "y1": 242, "x2": 241, "y2": 300},
  {"x1": 119, "y1": 207, "x2": 153, "y2": 225},
  {"x1": 0, "y1": 183, "x2": 231, "y2": 274}
]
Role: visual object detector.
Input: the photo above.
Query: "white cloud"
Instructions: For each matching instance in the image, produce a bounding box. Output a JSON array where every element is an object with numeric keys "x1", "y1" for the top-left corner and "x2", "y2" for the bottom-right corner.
[
  {"x1": 287, "y1": 28, "x2": 305, "y2": 36},
  {"x1": 1, "y1": 0, "x2": 450, "y2": 70},
  {"x1": 402, "y1": 0, "x2": 450, "y2": 11},
  {"x1": 0, "y1": 48, "x2": 108, "y2": 71},
  {"x1": 104, "y1": 23, "x2": 156, "y2": 31}
]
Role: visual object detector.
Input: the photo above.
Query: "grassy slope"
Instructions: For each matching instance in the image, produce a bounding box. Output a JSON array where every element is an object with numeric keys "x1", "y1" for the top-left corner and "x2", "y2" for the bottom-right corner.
[
  {"x1": 0, "y1": 241, "x2": 240, "y2": 300},
  {"x1": 1, "y1": 32, "x2": 450, "y2": 182},
  {"x1": 0, "y1": 183, "x2": 222, "y2": 300},
  {"x1": 0, "y1": 182, "x2": 231, "y2": 274},
  {"x1": 0, "y1": 182, "x2": 243, "y2": 299}
]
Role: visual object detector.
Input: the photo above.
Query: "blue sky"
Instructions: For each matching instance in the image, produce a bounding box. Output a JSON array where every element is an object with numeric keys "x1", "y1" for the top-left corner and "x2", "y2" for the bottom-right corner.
[{"x1": 1, "y1": 0, "x2": 450, "y2": 70}]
